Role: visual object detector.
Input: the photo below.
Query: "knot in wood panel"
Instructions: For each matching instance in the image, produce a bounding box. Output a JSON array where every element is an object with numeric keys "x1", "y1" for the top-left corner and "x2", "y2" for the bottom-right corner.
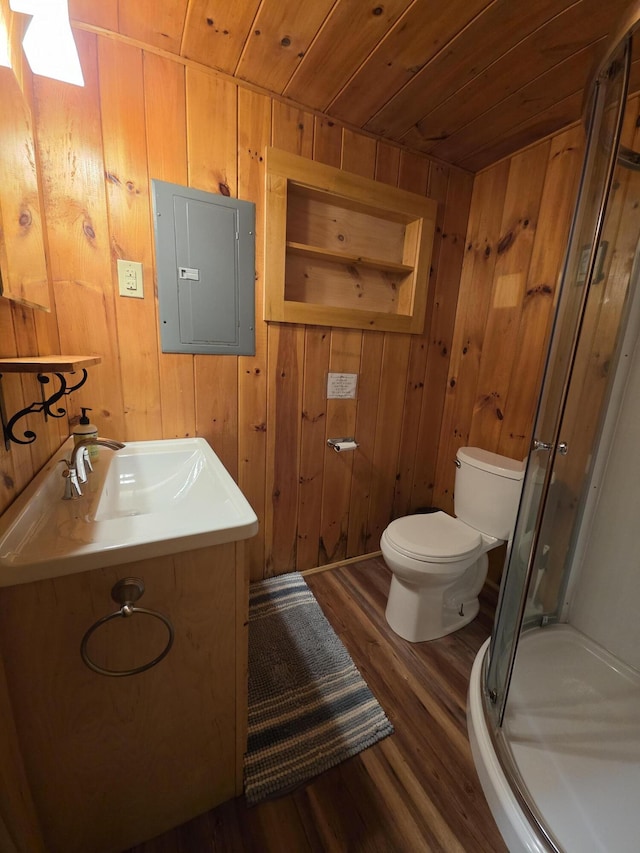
[
  {"x1": 497, "y1": 231, "x2": 514, "y2": 254},
  {"x1": 525, "y1": 283, "x2": 553, "y2": 298}
]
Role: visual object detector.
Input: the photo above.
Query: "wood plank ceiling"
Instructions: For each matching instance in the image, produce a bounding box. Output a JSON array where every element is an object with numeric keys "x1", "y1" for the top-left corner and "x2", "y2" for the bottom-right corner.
[{"x1": 69, "y1": 0, "x2": 639, "y2": 172}]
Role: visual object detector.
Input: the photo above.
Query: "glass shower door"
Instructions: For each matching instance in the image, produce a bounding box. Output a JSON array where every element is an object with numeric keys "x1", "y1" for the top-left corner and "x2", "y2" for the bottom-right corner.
[{"x1": 485, "y1": 38, "x2": 631, "y2": 727}]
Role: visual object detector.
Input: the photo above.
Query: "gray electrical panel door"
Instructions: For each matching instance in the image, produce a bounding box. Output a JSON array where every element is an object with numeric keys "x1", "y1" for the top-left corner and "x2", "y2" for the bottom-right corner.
[{"x1": 152, "y1": 179, "x2": 255, "y2": 355}]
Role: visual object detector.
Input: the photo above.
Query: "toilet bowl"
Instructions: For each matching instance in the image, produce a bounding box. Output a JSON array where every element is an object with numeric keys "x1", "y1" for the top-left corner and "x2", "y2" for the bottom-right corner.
[
  {"x1": 381, "y1": 447, "x2": 525, "y2": 642},
  {"x1": 381, "y1": 512, "x2": 498, "y2": 642}
]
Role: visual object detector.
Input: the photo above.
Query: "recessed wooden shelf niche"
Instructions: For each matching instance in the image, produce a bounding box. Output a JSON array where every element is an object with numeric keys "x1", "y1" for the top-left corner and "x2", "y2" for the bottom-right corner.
[{"x1": 265, "y1": 148, "x2": 437, "y2": 333}]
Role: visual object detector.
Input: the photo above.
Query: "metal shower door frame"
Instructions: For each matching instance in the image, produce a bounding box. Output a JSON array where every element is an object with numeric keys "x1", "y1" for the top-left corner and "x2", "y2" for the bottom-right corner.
[{"x1": 485, "y1": 37, "x2": 632, "y2": 729}]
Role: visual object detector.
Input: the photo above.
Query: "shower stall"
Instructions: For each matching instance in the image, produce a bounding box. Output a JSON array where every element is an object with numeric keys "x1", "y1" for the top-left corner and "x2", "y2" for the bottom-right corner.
[{"x1": 467, "y1": 6, "x2": 640, "y2": 851}]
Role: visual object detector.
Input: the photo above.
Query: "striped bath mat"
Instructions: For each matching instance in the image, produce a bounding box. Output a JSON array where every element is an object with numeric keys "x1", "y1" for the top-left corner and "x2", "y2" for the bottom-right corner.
[{"x1": 244, "y1": 572, "x2": 394, "y2": 805}]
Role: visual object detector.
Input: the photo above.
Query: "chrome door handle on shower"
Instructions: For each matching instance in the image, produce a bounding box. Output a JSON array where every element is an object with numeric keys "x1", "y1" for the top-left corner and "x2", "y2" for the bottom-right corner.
[{"x1": 532, "y1": 438, "x2": 568, "y2": 455}]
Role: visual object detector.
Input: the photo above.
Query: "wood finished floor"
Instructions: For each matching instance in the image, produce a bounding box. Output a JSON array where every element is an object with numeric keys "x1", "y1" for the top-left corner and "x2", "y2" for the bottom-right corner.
[{"x1": 125, "y1": 558, "x2": 507, "y2": 853}]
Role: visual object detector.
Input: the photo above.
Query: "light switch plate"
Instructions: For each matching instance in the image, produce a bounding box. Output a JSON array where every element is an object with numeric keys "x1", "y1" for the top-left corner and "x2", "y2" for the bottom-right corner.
[{"x1": 117, "y1": 259, "x2": 144, "y2": 299}]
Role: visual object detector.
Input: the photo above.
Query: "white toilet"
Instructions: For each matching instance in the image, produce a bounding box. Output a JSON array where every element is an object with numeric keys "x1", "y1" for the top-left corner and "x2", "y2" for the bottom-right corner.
[{"x1": 381, "y1": 447, "x2": 525, "y2": 642}]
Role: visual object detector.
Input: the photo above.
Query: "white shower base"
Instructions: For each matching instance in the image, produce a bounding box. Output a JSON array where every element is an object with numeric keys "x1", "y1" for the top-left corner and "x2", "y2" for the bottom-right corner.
[{"x1": 468, "y1": 625, "x2": 640, "y2": 852}]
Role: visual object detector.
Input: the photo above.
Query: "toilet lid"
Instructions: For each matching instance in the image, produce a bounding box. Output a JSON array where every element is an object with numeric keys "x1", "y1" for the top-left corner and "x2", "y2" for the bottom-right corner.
[{"x1": 385, "y1": 511, "x2": 482, "y2": 562}]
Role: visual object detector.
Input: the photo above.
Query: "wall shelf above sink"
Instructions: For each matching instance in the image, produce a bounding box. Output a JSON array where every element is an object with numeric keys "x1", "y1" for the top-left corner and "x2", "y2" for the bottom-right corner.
[
  {"x1": 0, "y1": 355, "x2": 102, "y2": 449},
  {"x1": 0, "y1": 355, "x2": 101, "y2": 373}
]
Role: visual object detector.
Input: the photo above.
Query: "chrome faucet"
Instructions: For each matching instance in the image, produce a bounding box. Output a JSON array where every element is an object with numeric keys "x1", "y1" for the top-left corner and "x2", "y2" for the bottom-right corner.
[{"x1": 61, "y1": 438, "x2": 126, "y2": 500}]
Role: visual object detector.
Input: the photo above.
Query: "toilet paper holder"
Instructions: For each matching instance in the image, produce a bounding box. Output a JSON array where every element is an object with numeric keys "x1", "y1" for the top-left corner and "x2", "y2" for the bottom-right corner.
[{"x1": 327, "y1": 437, "x2": 359, "y2": 452}]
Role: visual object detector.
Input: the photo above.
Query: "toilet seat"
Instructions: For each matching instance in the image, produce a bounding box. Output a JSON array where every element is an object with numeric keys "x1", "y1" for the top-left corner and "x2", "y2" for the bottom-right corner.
[{"x1": 384, "y1": 511, "x2": 483, "y2": 563}]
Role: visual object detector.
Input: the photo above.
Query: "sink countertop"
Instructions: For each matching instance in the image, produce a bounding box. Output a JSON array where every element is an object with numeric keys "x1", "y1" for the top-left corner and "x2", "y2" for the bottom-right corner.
[{"x1": 0, "y1": 437, "x2": 258, "y2": 586}]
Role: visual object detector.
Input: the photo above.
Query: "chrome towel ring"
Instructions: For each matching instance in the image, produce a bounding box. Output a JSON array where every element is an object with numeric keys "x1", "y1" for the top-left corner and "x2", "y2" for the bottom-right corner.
[{"x1": 80, "y1": 577, "x2": 174, "y2": 677}]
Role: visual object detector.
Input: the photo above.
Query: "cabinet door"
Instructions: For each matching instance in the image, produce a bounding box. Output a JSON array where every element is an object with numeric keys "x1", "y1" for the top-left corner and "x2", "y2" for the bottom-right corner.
[{"x1": 0, "y1": 544, "x2": 240, "y2": 853}]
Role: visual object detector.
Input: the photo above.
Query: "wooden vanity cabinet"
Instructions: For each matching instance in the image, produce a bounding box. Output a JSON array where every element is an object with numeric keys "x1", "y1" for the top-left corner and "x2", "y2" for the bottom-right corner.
[{"x1": 0, "y1": 542, "x2": 248, "y2": 853}]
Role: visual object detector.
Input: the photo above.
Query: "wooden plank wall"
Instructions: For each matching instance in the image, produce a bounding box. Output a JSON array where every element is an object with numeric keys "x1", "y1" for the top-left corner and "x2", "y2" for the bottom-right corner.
[
  {"x1": 0, "y1": 29, "x2": 472, "y2": 581},
  {"x1": 0, "y1": 28, "x2": 599, "y2": 582},
  {"x1": 432, "y1": 123, "x2": 587, "y2": 513}
]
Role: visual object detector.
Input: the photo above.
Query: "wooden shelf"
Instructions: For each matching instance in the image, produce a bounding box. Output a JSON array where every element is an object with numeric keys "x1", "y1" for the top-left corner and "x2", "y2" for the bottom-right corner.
[
  {"x1": 265, "y1": 147, "x2": 437, "y2": 334},
  {"x1": 285, "y1": 241, "x2": 415, "y2": 275},
  {"x1": 0, "y1": 355, "x2": 101, "y2": 373},
  {"x1": 0, "y1": 356, "x2": 102, "y2": 449}
]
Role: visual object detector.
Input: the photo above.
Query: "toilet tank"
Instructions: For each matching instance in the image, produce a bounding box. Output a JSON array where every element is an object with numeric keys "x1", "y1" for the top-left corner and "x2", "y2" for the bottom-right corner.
[{"x1": 454, "y1": 447, "x2": 525, "y2": 540}]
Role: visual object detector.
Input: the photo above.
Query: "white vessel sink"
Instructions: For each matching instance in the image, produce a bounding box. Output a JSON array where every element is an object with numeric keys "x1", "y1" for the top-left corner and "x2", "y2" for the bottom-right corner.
[{"x1": 0, "y1": 437, "x2": 258, "y2": 586}]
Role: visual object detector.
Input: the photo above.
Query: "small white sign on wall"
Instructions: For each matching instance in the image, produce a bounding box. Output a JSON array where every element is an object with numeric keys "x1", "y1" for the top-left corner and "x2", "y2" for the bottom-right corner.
[{"x1": 327, "y1": 372, "x2": 358, "y2": 399}]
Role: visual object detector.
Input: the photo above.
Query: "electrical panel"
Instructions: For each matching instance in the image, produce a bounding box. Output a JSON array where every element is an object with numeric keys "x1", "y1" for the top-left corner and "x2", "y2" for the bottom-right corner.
[{"x1": 152, "y1": 179, "x2": 256, "y2": 355}]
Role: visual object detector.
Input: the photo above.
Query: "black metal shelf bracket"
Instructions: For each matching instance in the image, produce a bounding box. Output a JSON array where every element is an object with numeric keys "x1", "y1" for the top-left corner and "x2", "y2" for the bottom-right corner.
[{"x1": 1, "y1": 369, "x2": 89, "y2": 450}]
